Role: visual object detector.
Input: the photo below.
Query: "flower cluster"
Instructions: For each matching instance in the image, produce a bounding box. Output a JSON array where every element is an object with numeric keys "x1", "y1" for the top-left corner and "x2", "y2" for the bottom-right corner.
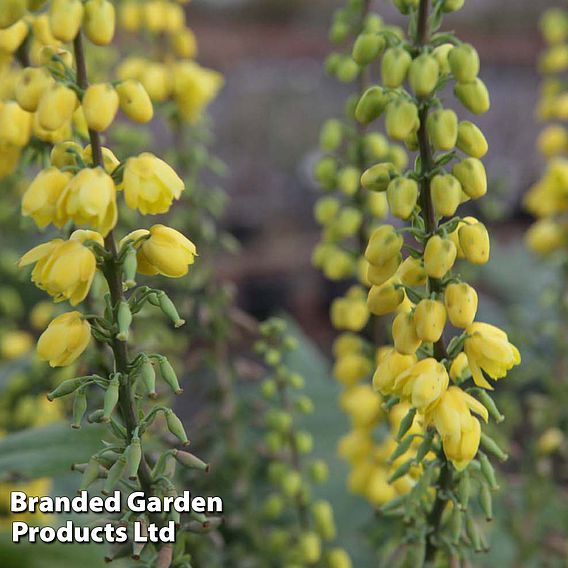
[
  {"x1": 255, "y1": 318, "x2": 352, "y2": 568},
  {"x1": 117, "y1": 0, "x2": 223, "y2": 123},
  {"x1": 525, "y1": 10, "x2": 568, "y2": 256},
  {"x1": 4, "y1": 2, "x2": 217, "y2": 564}
]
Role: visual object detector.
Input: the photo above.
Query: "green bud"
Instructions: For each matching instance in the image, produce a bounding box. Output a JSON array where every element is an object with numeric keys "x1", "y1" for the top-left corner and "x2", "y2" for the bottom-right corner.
[
  {"x1": 364, "y1": 132, "x2": 389, "y2": 159},
  {"x1": 312, "y1": 499, "x2": 336, "y2": 541},
  {"x1": 389, "y1": 434, "x2": 414, "y2": 463},
  {"x1": 337, "y1": 207, "x2": 363, "y2": 237},
  {"x1": 266, "y1": 408, "x2": 292, "y2": 432},
  {"x1": 458, "y1": 470, "x2": 470, "y2": 510},
  {"x1": 329, "y1": 21, "x2": 350, "y2": 44},
  {"x1": 449, "y1": 507, "x2": 463, "y2": 544},
  {"x1": 319, "y1": 119, "x2": 343, "y2": 152},
  {"x1": 337, "y1": 166, "x2": 360, "y2": 196},
  {"x1": 452, "y1": 157, "x2": 487, "y2": 199},
  {"x1": 408, "y1": 53, "x2": 440, "y2": 97},
  {"x1": 87, "y1": 409, "x2": 105, "y2": 423},
  {"x1": 367, "y1": 191, "x2": 389, "y2": 218},
  {"x1": 102, "y1": 375, "x2": 120, "y2": 423},
  {"x1": 389, "y1": 458, "x2": 412, "y2": 482},
  {"x1": 158, "y1": 357, "x2": 183, "y2": 395},
  {"x1": 471, "y1": 389, "x2": 504, "y2": 423},
  {"x1": 393, "y1": 0, "x2": 419, "y2": 14},
  {"x1": 47, "y1": 376, "x2": 93, "y2": 401},
  {"x1": 265, "y1": 431, "x2": 284, "y2": 453},
  {"x1": 299, "y1": 532, "x2": 321, "y2": 563},
  {"x1": 336, "y1": 57, "x2": 359, "y2": 83},
  {"x1": 427, "y1": 108, "x2": 458, "y2": 150},
  {"x1": 295, "y1": 394, "x2": 314, "y2": 414},
  {"x1": 363, "y1": 13, "x2": 383, "y2": 33},
  {"x1": 387, "y1": 177, "x2": 418, "y2": 220},
  {"x1": 102, "y1": 455, "x2": 127, "y2": 496},
  {"x1": 355, "y1": 86, "x2": 390, "y2": 124},
  {"x1": 139, "y1": 357, "x2": 157, "y2": 398},
  {"x1": 263, "y1": 493, "x2": 284, "y2": 519},
  {"x1": 165, "y1": 409, "x2": 190, "y2": 446},
  {"x1": 443, "y1": 0, "x2": 465, "y2": 11},
  {"x1": 173, "y1": 449, "x2": 210, "y2": 472},
  {"x1": 281, "y1": 470, "x2": 302, "y2": 497},
  {"x1": 80, "y1": 456, "x2": 102, "y2": 491},
  {"x1": 325, "y1": 53, "x2": 342, "y2": 75},
  {"x1": 314, "y1": 156, "x2": 337, "y2": 190},
  {"x1": 309, "y1": 459, "x2": 329, "y2": 483},
  {"x1": 454, "y1": 78, "x2": 490, "y2": 114},
  {"x1": 431, "y1": 173, "x2": 462, "y2": 217},
  {"x1": 480, "y1": 482, "x2": 493, "y2": 521},
  {"x1": 465, "y1": 515, "x2": 482, "y2": 552},
  {"x1": 261, "y1": 378, "x2": 277, "y2": 399},
  {"x1": 478, "y1": 452, "x2": 499, "y2": 489},
  {"x1": 268, "y1": 461, "x2": 287, "y2": 484},
  {"x1": 456, "y1": 121, "x2": 488, "y2": 158},
  {"x1": 328, "y1": 548, "x2": 353, "y2": 568},
  {"x1": 71, "y1": 387, "x2": 88, "y2": 430},
  {"x1": 381, "y1": 46, "x2": 412, "y2": 88},
  {"x1": 116, "y1": 301, "x2": 132, "y2": 342},
  {"x1": 405, "y1": 541, "x2": 426, "y2": 567},
  {"x1": 397, "y1": 407, "x2": 417, "y2": 441},
  {"x1": 288, "y1": 372, "x2": 305, "y2": 389},
  {"x1": 124, "y1": 436, "x2": 142, "y2": 481},
  {"x1": 158, "y1": 293, "x2": 185, "y2": 328},
  {"x1": 352, "y1": 33, "x2": 384, "y2": 65},
  {"x1": 295, "y1": 430, "x2": 314, "y2": 454},
  {"x1": 131, "y1": 518, "x2": 147, "y2": 560},
  {"x1": 361, "y1": 162, "x2": 398, "y2": 192},
  {"x1": 386, "y1": 99, "x2": 419, "y2": 141},
  {"x1": 449, "y1": 43, "x2": 479, "y2": 82},
  {"x1": 388, "y1": 145, "x2": 408, "y2": 170},
  {"x1": 122, "y1": 247, "x2": 137, "y2": 289}
]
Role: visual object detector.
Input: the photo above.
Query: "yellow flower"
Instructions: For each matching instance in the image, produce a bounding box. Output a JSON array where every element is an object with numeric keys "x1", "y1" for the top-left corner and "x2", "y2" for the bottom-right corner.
[
  {"x1": 116, "y1": 79, "x2": 154, "y2": 123},
  {"x1": 172, "y1": 61, "x2": 224, "y2": 123},
  {"x1": 37, "y1": 82, "x2": 78, "y2": 132},
  {"x1": 82, "y1": 83, "x2": 119, "y2": 132},
  {"x1": 123, "y1": 153, "x2": 184, "y2": 214},
  {"x1": 37, "y1": 311, "x2": 91, "y2": 367},
  {"x1": 19, "y1": 230, "x2": 103, "y2": 305},
  {"x1": 83, "y1": 0, "x2": 115, "y2": 46},
  {"x1": 122, "y1": 224, "x2": 197, "y2": 278},
  {"x1": 21, "y1": 167, "x2": 72, "y2": 229},
  {"x1": 57, "y1": 166, "x2": 118, "y2": 236},
  {"x1": 413, "y1": 298, "x2": 446, "y2": 343},
  {"x1": 426, "y1": 386, "x2": 488, "y2": 470},
  {"x1": 372, "y1": 347, "x2": 417, "y2": 393},
  {"x1": 444, "y1": 282, "x2": 478, "y2": 328},
  {"x1": 393, "y1": 357, "x2": 449, "y2": 411},
  {"x1": 464, "y1": 322, "x2": 521, "y2": 390},
  {"x1": 1, "y1": 330, "x2": 33, "y2": 360}
]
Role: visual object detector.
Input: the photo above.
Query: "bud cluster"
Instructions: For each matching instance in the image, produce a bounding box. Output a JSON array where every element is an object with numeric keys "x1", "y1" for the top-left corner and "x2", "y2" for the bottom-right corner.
[{"x1": 254, "y1": 318, "x2": 352, "y2": 568}]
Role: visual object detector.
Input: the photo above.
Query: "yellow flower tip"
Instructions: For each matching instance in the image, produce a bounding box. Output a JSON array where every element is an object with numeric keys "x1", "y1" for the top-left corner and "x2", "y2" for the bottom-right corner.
[{"x1": 174, "y1": 319, "x2": 186, "y2": 328}]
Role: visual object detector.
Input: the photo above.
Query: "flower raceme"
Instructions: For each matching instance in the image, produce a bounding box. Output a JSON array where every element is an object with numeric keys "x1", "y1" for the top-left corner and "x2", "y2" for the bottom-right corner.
[
  {"x1": 122, "y1": 224, "x2": 198, "y2": 278},
  {"x1": 18, "y1": 230, "x2": 103, "y2": 306},
  {"x1": 37, "y1": 311, "x2": 91, "y2": 367}
]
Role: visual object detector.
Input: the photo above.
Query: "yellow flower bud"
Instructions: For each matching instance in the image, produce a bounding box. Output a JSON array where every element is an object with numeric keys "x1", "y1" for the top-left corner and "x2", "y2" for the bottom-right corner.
[
  {"x1": 367, "y1": 253, "x2": 402, "y2": 286},
  {"x1": 367, "y1": 278, "x2": 405, "y2": 315},
  {"x1": 458, "y1": 220, "x2": 490, "y2": 264},
  {"x1": 538, "y1": 125, "x2": 568, "y2": 158},
  {"x1": 37, "y1": 83, "x2": 77, "y2": 132},
  {"x1": 172, "y1": 28, "x2": 197, "y2": 59},
  {"x1": 140, "y1": 62, "x2": 171, "y2": 103},
  {"x1": 386, "y1": 99, "x2": 419, "y2": 141},
  {"x1": 361, "y1": 161, "x2": 397, "y2": 192},
  {"x1": 0, "y1": 101, "x2": 32, "y2": 147},
  {"x1": 333, "y1": 353, "x2": 372, "y2": 387},
  {"x1": 448, "y1": 44, "x2": 479, "y2": 83},
  {"x1": 116, "y1": 79, "x2": 154, "y2": 123},
  {"x1": 330, "y1": 289, "x2": 369, "y2": 331},
  {"x1": 1, "y1": 330, "x2": 32, "y2": 360},
  {"x1": 299, "y1": 532, "x2": 321, "y2": 564},
  {"x1": 540, "y1": 8, "x2": 568, "y2": 45},
  {"x1": 456, "y1": 121, "x2": 488, "y2": 158},
  {"x1": 408, "y1": 53, "x2": 439, "y2": 97},
  {"x1": 15, "y1": 67, "x2": 54, "y2": 113},
  {"x1": 19, "y1": 230, "x2": 103, "y2": 305},
  {"x1": 367, "y1": 191, "x2": 389, "y2": 218},
  {"x1": 381, "y1": 46, "x2": 412, "y2": 88},
  {"x1": 123, "y1": 153, "x2": 184, "y2": 215},
  {"x1": 30, "y1": 301, "x2": 55, "y2": 330},
  {"x1": 394, "y1": 357, "x2": 449, "y2": 411},
  {"x1": 365, "y1": 224, "x2": 403, "y2": 265},
  {"x1": 464, "y1": 322, "x2": 520, "y2": 389},
  {"x1": 0, "y1": 0, "x2": 26, "y2": 30},
  {"x1": 333, "y1": 333, "x2": 364, "y2": 358},
  {"x1": 82, "y1": 83, "x2": 119, "y2": 132},
  {"x1": 119, "y1": 1, "x2": 141, "y2": 32},
  {"x1": 373, "y1": 348, "x2": 417, "y2": 393},
  {"x1": 50, "y1": 141, "x2": 82, "y2": 169},
  {"x1": 449, "y1": 351, "x2": 470, "y2": 382},
  {"x1": 424, "y1": 235, "x2": 457, "y2": 278},
  {"x1": 387, "y1": 176, "x2": 418, "y2": 219},
  {"x1": 352, "y1": 33, "x2": 384, "y2": 65},
  {"x1": 49, "y1": 0, "x2": 83, "y2": 43},
  {"x1": 444, "y1": 282, "x2": 478, "y2": 328},
  {"x1": 414, "y1": 299, "x2": 446, "y2": 342},
  {"x1": 398, "y1": 256, "x2": 427, "y2": 287},
  {"x1": 364, "y1": 132, "x2": 389, "y2": 160},
  {"x1": 57, "y1": 166, "x2": 117, "y2": 236},
  {"x1": 355, "y1": 85, "x2": 391, "y2": 124},
  {"x1": 123, "y1": 224, "x2": 197, "y2": 278},
  {"x1": 526, "y1": 218, "x2": 565, "y2": 255},
  {"x1": 426, "y1": 109, "x2": 458, "y2": 151},
  {"x1": 0, "y1": 144, "x2": 20, "y2": 179},
  {"x1": 84, "y1": 0, "x2": 115, "y2": 46},
  {"x1": 31, "y1": 13, "x2": 59, "y2": 47},
  {"x1": 452, "y1": 157, "x2": 487, "y2": 199},
  {"x1": 83, "y1": 144, "x2": 120, "y2": 174},
  {"x1": 39, "y1": 46, "x2": 73, "y2": 75},
  {"x1": 0, "y1": 19, "x2": 27, "y2": 53},
  {"x1": 340, "y1": 384, "x2": 382, "y2": 427},
  {"x1": 22, "y1": 167, "x2": 72, "y2": 228},
  {"x1": 37, "y1": 311, "x2": 91, "y2": 367},
  {"x1": 392, "y1": 310, "x2": 421, "y2": 355},
  {"x1": 337, "y1": 166, "x2": 360, "y2": 196},
  {"x1": 314, "y1": 196, "x2": 340, "y2": 225},
  {"x1": 433, "y1": 43, "x2": 453, "y2": 74},
  {"x1": 319, "y1": 118, "x2": 343, "y2": 152},
  {"x1": 454, "y1": 78, "x2": 490, "y2": 115},
  {"x1": 443, "y1": 0, "x2": 464, "y2": 12},
  {"x1": 328, "y1": 548, "x2": 353, "y2": 568},
  {"x1": 537, "y1": 428, "x2": 564, "y2": 455},
  {"x1": 431, "y1": 173, "x2": 462, "y2": 217},
  {"x1": 365, "y1": 468, "x2": 397, "y2": 505}
]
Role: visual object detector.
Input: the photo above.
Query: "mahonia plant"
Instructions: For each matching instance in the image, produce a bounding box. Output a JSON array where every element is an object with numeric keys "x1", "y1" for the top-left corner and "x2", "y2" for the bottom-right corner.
[
  {"x1": 255, "y1": 318, "x2": 352, "y2": 568},
  {"x1": 4, "y1": 1, "x2": 219, "y2": 565},
  {"x1": 351, "y1": 0, "x2": 520, "y2": 562},
  {"x1": 315, "y1": 0, "x2": 423, "y2": 511},
  {"x1": 524, "y1": 8, "x2": 568, "y2": 467}
]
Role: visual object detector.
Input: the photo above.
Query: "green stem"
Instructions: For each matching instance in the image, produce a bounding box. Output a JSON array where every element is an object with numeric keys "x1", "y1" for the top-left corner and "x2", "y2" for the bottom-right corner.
[{"x1": 72, "y1": 31, "x2": 156, "y2": 503}]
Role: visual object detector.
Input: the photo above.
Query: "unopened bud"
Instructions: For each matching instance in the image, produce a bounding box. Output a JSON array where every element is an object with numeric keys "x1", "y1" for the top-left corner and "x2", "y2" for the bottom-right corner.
[
  {"x1": 102, "y1": 375, "x2": 120, "y2": 423},
  {"x1": 102, "y1": 455, "x2": 127, "y2": 495},
  {"x1": 158, "y1": 357, "x2": 182, "y2": 395},
  {"x1": 124, "y1": 437, "x2": 142, "y2": 481},
  {"x1": 355, "y1": 86, "x2": 390, "y2": 124},
  {"x1": 173, "y1": 449, "x2": 209, "y2": 472},
  {"x1": 71, "y1": 387, "x2": 88, "y2": 429},
  {"x1": 381, "y1": 47, "x2": 412, "y2": 88},
  {"x1": 116, "y1": 301, "x2": 132, "y2": 341},
  {"x1": 385, "y1": 99, "x2": 419, "y2": 141},
  {"x1": 158, "y1": 293, "x2": 185, "y2": 328},
  {"x1": 165, "y1": 409, "x2": 189, "y2": 446},
  {"x1": 80, "y1": 456, "x2": 103, "y2": 492},
  {"x1": 352, "y1": 33, "x2": 384, "y2": 66}
]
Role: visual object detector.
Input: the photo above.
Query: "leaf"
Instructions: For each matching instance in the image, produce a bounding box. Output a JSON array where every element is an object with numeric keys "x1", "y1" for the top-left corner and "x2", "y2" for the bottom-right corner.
[{"x1": 0, "y1": 422, "x2": 104, "y2": 481}]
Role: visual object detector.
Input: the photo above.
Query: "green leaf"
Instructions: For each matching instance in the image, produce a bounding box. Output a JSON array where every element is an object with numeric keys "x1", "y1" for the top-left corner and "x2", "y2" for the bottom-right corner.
[{"x1": 0, "y1": 422, "x2": 104, "y2": 480}]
